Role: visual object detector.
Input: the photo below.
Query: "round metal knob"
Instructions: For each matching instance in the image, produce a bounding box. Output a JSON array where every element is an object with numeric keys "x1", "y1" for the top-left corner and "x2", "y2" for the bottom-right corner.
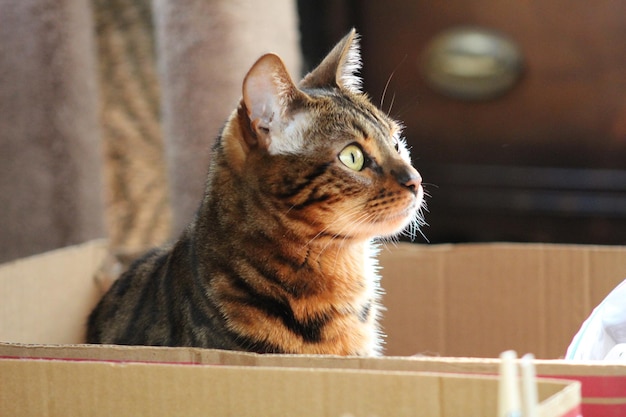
[{"x1": 421, "y1": 27, "x2": 524, "y2": 100}]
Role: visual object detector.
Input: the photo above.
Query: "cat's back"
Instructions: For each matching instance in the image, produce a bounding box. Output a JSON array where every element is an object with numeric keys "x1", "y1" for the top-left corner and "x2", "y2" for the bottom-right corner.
[{"x1": 86, "y1": 246, "x2": 170, "y2": 345}]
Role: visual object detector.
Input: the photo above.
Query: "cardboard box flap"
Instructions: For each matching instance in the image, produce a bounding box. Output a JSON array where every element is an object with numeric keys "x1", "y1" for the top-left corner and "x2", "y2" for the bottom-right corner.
[
  {"x1": 2, "y1": 342, "x2": 624, "y2": 377},
  {"x1": 379, "y1": 243, "x2": 626, "y2": 358},
  {"x1": 0, "y1": 355, "x2": 580, "y2": 417},
  {"x1": 0, "y1": 240, "x2": 108, "y2": 344},
  {"x1": 10, "y1": 342, "x2": 624, "y2": 417}
]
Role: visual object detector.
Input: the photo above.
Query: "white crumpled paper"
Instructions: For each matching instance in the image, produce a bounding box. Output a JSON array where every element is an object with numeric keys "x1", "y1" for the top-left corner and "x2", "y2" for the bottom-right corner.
[{"x1": 566, "y1": 279, "x2": 626, "y2": 360}]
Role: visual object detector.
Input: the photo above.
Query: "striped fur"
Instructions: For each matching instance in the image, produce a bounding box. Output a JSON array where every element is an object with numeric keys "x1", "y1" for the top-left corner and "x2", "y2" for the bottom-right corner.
[{"x1": 87, "y1": 30, "x2": 425, "y2": 356}]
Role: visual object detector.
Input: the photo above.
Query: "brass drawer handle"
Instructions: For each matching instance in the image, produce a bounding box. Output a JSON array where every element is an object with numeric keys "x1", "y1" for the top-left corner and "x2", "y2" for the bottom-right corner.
[{"x1": 421, "y1": 27, "x2": 524, "y2": 100}]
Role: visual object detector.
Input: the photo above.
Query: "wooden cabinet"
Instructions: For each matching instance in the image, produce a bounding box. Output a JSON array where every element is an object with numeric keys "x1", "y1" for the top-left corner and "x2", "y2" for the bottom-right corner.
[
  {"x1": 299, "y1": 0, "x2": 626, "y2": 244},
  {"x1": 360, "y1": 1, "x2": 626, "y2": 167}
]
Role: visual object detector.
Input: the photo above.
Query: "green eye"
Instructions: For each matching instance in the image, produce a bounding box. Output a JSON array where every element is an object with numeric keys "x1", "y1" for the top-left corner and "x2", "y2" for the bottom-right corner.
[{"x1": 339, "y1": 144, "x2": 365, "y2": 171}]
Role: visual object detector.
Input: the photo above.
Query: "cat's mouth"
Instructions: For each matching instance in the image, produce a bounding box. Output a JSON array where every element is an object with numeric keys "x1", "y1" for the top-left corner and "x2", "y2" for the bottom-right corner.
[{"x1": 369, "y1": 185, "x2": 424, "y2": 236}]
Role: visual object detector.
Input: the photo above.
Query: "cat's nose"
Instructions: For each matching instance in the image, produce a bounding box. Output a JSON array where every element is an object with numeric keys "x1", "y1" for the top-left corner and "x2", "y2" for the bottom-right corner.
[
  {"x1": 392, "y1": 167, "x2": 422, "y2": 194},
  {"x1": 404, "y1": 173, "x2": 422, "y2": 192}
]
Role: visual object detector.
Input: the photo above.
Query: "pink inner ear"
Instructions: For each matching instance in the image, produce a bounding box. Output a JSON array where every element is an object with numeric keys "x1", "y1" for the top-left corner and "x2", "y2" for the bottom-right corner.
[{"x1": 243, "y1": 54, "x2": 296, "y2": 129}]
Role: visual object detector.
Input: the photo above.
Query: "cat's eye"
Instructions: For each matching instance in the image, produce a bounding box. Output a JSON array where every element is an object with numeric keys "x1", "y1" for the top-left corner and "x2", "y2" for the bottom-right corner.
[{"x1": 339, "y1": 144, "x2": 365, "y2": 171}]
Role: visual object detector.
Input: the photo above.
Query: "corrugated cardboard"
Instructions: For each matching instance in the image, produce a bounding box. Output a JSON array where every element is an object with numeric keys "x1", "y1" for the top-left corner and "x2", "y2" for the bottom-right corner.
[
  {"x1": 0, "y1": 239, "x2": 107, "y2": 345},
  {"x1": 2, "y1": 240, "x2": 625, "y2": 416},
  {"x1": 378, "y1": 242, "x2": 626, "y2": 358},
  {"x1": 2, "y1": 342, "x2": 623, "y2": 417},
  {"x1": 0, "y1": 351, "x2": 580, "y2": 417}
]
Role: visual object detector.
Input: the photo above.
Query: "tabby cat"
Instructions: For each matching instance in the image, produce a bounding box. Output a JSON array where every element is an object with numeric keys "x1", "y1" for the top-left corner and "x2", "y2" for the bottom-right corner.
[{"x1": 87, "y1": 30, "x2": 425, "y2": 356}]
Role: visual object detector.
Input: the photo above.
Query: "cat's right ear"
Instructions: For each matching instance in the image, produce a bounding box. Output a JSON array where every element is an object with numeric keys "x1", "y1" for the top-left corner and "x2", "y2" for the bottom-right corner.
[
  {"x1": 299, "y1": 28, "x2": 362, "y2": 94},
  {"x1": 242, "y1": 54, "x2": 301, "y2": 150}
]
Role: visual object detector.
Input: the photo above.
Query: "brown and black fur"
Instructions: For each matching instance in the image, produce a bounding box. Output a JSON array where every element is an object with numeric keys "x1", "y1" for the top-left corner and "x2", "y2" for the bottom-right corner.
[{"x1": 87, "y1": 30, "x2": 425, "y2": 356}]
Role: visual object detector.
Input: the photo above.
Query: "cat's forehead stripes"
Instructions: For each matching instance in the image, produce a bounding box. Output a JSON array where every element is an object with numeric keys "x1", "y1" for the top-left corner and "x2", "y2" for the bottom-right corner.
[
  {"x1": 349, "y1": 120, "x2": 370, "y2": 141},
  {"x1": 304, "y1": 89, "x2": 398, "y2": 144}
]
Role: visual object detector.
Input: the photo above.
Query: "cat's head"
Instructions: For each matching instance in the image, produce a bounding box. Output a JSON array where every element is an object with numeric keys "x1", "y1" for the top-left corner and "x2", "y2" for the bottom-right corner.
[{"x1": 231, "y1": 29, "x2": 425, "y2": 242}]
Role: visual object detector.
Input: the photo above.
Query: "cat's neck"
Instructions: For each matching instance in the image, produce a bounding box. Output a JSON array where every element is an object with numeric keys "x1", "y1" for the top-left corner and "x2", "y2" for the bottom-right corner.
[{"x1": 198, "y1": 171, "x2": 372, "y2": 276}]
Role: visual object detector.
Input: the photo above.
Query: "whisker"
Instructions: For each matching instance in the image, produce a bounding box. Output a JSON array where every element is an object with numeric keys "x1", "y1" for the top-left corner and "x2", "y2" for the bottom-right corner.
[
  {"x1": 393, "y1": 93, "x2": 421, "y2": 119},
  {"x1": 309, "y1": 206, "x2": 367, "y2": 260},
  {"x1": 379, "y1": 55, "x2": 407, "y2": 111},
  {"x1": 331, "y1": 212, "x2": 374, "y2": 270},
  {"x1": 380, "y1": 77, "x2": 391, "y2": 110},
  {"x1": 387, "y1": 92, "x2": 396, "y2": 116},
  {"x1": 303, "y1": 205, "x2": 364, "y2": 247}
]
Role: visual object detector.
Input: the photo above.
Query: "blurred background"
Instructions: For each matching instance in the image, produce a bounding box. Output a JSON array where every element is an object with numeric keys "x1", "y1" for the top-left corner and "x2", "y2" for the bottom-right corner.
[
  {"x1": 299, "y1": 0, "x2": 626, "y2": 245},
  {"x1": 1, "y1": 0, "x2": 625, "y2": 263}
]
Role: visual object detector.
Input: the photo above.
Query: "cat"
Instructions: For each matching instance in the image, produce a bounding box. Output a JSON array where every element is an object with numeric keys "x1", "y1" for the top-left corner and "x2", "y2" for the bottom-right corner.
[{"x1": 86, "y1": 29, "x2": 425, "y2": 356}]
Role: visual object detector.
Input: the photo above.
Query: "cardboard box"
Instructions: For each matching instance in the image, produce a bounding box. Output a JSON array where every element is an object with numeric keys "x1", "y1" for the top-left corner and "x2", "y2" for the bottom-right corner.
[
  {"x1": 3, "y1": 240, "x2": 626, "y2": 416},
  {"x1": 379, "y1": 242, "x2": 626, "y2": 358},
  {"x1": 4, "y1": 342, "x2": 625, "y2": 417},
  {"x1": 1, "y1": 343, "x2": 580, "y2": 417}
]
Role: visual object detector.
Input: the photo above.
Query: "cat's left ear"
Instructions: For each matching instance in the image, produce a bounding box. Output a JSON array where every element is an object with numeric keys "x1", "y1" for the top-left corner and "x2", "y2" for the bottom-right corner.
[
  {"x1": 243, "y1": 53, "x2": 301, "y2": 149},
  {"x1": 299, "y1": 28, "x2": 362, "y2": 94}
]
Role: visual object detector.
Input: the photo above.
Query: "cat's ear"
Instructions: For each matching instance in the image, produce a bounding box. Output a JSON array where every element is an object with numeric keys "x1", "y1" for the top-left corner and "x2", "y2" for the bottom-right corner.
[
  {"x1": 299, "y1": 28, "x2": 362, "y2": 93},
  {"x1": 243, "y1": 53, "x2": 301, "y2": 149}
]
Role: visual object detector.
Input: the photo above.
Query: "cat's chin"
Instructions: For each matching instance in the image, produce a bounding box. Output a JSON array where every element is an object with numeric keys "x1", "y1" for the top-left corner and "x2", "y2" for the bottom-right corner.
[
  {"x1": 371, "y1": 188, "x2": 424, "y2": 238},
  {"x1": 345, "y1": 202, "x2": 422, "y2": 241},
  {"x1": 375, "y1": 211, "x2": 419, "y2": 238}
]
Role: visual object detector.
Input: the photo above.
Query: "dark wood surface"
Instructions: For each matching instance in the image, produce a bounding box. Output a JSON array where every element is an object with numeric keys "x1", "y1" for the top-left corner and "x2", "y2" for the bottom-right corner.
[
  {"x1": 360, "y1": 0, "x2": 626, "y2": 168},
  {"x1": 298, "y1": 1, "x2": 626, "y2": 244}
]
